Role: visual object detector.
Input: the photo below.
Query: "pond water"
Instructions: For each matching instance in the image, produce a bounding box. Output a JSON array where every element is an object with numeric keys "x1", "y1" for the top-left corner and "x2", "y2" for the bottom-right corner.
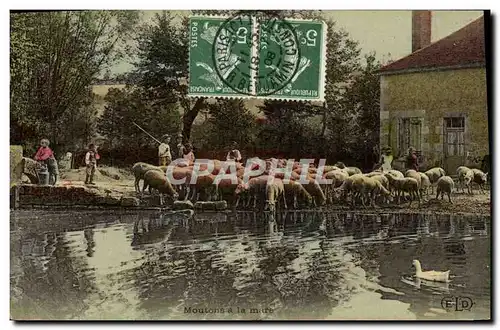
[{"x1": 10, "y1": 209, "x2": 491, "y2": 321}]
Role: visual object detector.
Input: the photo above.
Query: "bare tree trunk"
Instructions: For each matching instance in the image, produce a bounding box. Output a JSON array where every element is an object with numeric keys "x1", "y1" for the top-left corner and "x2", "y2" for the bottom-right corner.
[
  {"x1": 321, "y1": 105, "x2": 328, "y2": 137},
  {"x1": 181, "y1": 98, "x2": 205, "y2": 143}
]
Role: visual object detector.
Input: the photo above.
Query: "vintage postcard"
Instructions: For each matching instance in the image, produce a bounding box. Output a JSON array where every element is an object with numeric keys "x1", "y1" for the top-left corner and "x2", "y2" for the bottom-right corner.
[{"x1": 9, "y1": 9, "x2": 491, "y2": 321}]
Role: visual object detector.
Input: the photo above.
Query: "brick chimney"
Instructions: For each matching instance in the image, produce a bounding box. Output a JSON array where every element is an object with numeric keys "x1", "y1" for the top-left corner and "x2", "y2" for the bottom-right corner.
[{"x1": 412, "y1": 10, "x2": 432, "y2": 53}]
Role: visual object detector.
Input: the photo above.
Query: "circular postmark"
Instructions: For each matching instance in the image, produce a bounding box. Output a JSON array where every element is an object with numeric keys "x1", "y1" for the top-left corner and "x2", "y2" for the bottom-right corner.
[{"x1": 212, "y1": 11, "x2": 301, "y2": 96}]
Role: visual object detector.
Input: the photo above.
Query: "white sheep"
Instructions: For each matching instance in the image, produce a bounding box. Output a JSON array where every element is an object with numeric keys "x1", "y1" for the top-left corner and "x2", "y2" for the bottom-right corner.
[
  {"x1": 471, "y1": 168, "x2": 488, "y2": 194},
  {"x1": 324, "y1": 170, "x2": 350, "y2": 203},
  {"x1": 419, "y1": 172, "x2": 431, "y2": 199},
  {"x1": 424, "y1": 167, "x2": 446, "y2": 194},
  {"x1": 264, "y1": 178, "x2": 286, "y2": 211},
  {"x1": 436, "y1": 176, "x2": 454, "y2": 203},
  {"x1": 385, "y1": 175, "x2": 420, "y2": 207},
  {"x1": 360, "y1": 176, "x2": 392, "y2": 207},
  {"x1": 457, "y1": 166, "x2": 474, "y2": 194}
]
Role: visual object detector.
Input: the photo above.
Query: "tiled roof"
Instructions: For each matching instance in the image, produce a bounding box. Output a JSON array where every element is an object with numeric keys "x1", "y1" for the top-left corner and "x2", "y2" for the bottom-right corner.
[{"x1": 379, "y1": 15, "x2": 486, "y2": 74}]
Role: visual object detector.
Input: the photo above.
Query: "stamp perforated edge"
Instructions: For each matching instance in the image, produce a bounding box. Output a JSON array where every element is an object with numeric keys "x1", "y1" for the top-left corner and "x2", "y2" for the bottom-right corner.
[
  {"x1": 188, "y1": 15, "x2": 235, "y2": 100},
  {"x1": 188, "y1": 14, "x2": 261, "y2": 100},
  {"x1": 252, "y1": 18, "x2": 327, "y2": 102},
  {"x1": 187, "y1": 14, "x2": 328, "y2": 103}
]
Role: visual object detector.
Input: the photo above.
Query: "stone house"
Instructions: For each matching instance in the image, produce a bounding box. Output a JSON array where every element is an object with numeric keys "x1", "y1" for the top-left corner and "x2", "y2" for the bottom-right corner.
[{"x1": 378, "y1": 12, "x2": 488, "y2": 173}]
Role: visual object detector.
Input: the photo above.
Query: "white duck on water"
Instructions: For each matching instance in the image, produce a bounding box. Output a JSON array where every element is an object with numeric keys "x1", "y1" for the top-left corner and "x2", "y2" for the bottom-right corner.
[{"x1": 412, "y1": 260, "x2": 450, "y2": 283}]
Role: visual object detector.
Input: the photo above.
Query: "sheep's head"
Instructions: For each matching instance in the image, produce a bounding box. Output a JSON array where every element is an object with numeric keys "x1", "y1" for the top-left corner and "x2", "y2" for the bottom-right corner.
[
  {"x1": 264, "y1": 200, "x2": 276, "y2": 212},
  {"x1": 334, "y1": 162, "x2": 346, "y2": 169},
  {"x1": 304, "y1": 194, "x2": 313, "y2": 207},
  {"x1": 386, "y1": 194, "x2": 394, "y2": 203},
  {"x1": 464, "y1": 175, "x2": 473, "y2": 185},
  {"x1": 235, "y1": 182, "x2": 249, "y2": 195},
  {"x1": 384, "y1": 173, "x2": 394, "y2": 182}
]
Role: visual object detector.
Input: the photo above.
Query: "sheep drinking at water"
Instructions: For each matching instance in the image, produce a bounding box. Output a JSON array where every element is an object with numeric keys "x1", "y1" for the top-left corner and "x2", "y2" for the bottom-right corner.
[
  {"x1": 384, "y1": 174, "x2": 420, "y2": 207},
  {"x1": 132, "y1": 162, "x2": 167, "y2": 193},
  {"x1": 284, "y1": 181, "x2": 313, "y2": 209},
  {"x1": 142, "y1": 170, "x2": 179, "y2": 205},
  {"x1": 264, "y1": 178, "x2": 287, "y2": 212}
]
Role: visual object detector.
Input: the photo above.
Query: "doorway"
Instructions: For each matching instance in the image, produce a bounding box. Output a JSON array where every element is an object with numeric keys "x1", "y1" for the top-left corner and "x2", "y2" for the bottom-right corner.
[{"x1": 443, "y1": 116, "x2": 466, "y2": 174}]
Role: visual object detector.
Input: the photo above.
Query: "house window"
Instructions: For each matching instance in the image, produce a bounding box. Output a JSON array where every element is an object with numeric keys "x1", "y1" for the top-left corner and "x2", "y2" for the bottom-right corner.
[
  {"x1": 444, "y1": 117, "x2": 465, "y2": 156},
  {"x1": 398, "y1": 117, "x2": 422, "y2": 156}
]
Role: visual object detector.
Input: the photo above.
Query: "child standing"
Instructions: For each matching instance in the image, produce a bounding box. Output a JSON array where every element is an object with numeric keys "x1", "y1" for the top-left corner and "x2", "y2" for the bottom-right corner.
[{"x1": 85, "y1": 144, "x2": 100, "y2": 185}]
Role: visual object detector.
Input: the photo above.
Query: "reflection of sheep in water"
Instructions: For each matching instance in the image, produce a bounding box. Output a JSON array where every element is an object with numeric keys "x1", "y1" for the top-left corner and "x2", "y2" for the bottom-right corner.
[{"x1": 132, "y1": 210, "x2": 194, "y2": 246}]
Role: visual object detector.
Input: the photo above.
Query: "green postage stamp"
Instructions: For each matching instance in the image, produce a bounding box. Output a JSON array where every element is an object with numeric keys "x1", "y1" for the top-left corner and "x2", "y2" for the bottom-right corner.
[{"x1": 188, "y1": 12, "x2": 327, "y2": 101}]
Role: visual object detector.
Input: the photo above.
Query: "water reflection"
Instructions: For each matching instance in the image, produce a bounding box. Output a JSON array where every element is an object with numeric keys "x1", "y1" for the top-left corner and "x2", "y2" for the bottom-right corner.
[{"x1": 10, "y1": 210, "x2": 490, "y2": 320}]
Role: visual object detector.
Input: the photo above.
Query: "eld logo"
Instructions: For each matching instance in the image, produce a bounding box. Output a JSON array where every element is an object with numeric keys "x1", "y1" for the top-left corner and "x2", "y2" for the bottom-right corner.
[{"x1": 441, "y1": 296, "x2": 474, "y2": 311}]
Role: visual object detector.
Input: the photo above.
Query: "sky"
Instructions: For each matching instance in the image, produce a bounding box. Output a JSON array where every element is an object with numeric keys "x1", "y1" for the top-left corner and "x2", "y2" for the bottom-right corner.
[{"x1": 109, "y1": 10, "x2": 484, "y2": 75}]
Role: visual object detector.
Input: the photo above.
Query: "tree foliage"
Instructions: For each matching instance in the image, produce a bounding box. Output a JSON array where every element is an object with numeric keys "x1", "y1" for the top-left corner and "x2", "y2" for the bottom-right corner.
[
  {"x1": 338, "y1": 53, "x2": 382, "y2": 166},
  {"x1": 205, "y1": 99, "x2": 257, "y2": 151},
  {"x1": 98, "y1": 87, "x2": 181, "y2": 149},
  {"x1": 111, "y1": 10, "x2": 382, "y2": 166},
  {"x1": 133, "y1": 12, "x2": 204, "y2": 143},
  {"x1": 11, "y1": 10, "x2": 383, "y2": 168},
  {"x1": 10, "y1": 11, "x2": 139, "y2": 155}
]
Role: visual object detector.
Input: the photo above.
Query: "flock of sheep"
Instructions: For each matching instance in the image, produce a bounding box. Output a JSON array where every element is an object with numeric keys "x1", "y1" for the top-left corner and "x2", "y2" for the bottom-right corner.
[{"x1": 130, "y1": 159, "x2": 489, "y2": 210}]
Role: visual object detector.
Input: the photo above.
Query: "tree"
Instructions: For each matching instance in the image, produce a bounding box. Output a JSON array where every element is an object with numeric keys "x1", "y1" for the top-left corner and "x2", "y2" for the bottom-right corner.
[
  {"x1": 98, "y1": 87, "x2": 181, "y2": 150},
  {"x1": 10, "y1": 11, "x2": 139, "y2": 155},
  {"x1": 259, "y1": 17, "x2": 362, "y2": 161},
  {"x1": 339, "y1": 53, "x2": 381, "y2": 168},
  {"x1": 205, "y1": 100, "x2": 257, "y2": 151},
  {"x1": 133, "y1": 10, "x2": 326, "y2": 144},
  {"x1": 134, "y1": 11, "x2": 205, "y2": 144}
]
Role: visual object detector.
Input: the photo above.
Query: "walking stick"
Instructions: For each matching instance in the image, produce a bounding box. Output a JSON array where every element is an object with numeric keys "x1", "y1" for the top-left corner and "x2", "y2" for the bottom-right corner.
[{"x1": 132, "y1": 121, "x2": 162, "y2": 144}]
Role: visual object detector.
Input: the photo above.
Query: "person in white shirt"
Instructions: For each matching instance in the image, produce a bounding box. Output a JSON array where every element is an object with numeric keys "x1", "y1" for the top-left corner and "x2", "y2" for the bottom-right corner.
[
  {"x1": 158, "y1": 135, "x2": 172, "y2": 166},
  {"x1": 226, "y1": 141, "x2": 242, "y2": 162},
  {"x1": 374, "y1": 146, "x2": 393, "y2": 172}
]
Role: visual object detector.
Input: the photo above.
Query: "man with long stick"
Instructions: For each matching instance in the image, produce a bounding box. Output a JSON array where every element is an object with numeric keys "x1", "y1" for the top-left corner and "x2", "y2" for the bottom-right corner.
[{"x1": 132, "y1": 122, "x2": 172, "y2": 166}]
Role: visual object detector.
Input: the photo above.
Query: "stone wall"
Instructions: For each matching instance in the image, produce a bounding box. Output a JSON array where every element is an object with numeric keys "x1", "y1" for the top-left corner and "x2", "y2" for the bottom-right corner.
[
  {"x1": 379, "y1": 67, "x2": 488, "y2": 170},
  {"x1": 10, "y1": 145, "x2": 23, "y2": 187},
  {"x1": 18, "y1": 185, "x2": 140, "y2": 208}
]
